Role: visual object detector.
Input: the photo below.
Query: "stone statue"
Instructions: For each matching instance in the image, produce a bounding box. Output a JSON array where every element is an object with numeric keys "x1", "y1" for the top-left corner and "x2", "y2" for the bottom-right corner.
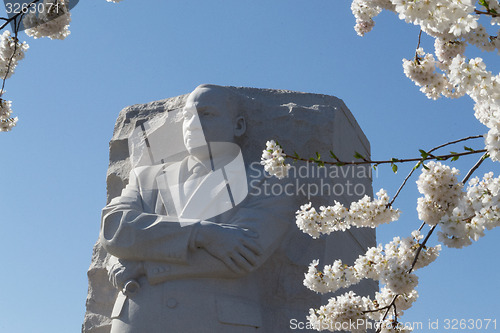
[
  {"x1": 100, "y1": 84, "x2": 295, "y2": 332},
  {"x1": 84, "y1": 85, "x2": 376, "y2": 333}
]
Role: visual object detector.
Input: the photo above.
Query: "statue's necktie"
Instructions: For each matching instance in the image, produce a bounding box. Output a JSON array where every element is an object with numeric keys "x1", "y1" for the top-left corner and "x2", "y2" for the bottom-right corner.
[{"x1": 183, "y1": 163, "x2": 208, "y2": 202}]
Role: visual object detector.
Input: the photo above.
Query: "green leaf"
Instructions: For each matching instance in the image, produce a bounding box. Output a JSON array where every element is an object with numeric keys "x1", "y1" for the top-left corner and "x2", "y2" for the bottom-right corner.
[
  {"x1": 464, "y1": 146, "x2": 474, "y2": 152},
  {"x1": 451, "y1": 155, "x2": 459, "y2": 162},
  {"x1": 391, "y1": 163, "x2": 398, "y2": 174},
  {"x1": 479, "y1": 0, "x2": 489, "y2": 9},
  {"x1": 354, "y1": 151, "x2": 364, "y2": 159},
  {"x1": 330, "y1": 150, "x2": 339, "y2": 161},
  {"x1": 316, "y1": 152, "x2": 321, "y2": 160},
  {"x1": 419, "y1": 149, "x2": 429, "y2": 159}
]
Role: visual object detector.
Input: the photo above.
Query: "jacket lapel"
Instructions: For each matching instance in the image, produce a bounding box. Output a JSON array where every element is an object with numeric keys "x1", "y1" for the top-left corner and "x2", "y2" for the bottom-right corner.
[{"x1": 180, "y1": 169, "x2": 232, "y2": 220}]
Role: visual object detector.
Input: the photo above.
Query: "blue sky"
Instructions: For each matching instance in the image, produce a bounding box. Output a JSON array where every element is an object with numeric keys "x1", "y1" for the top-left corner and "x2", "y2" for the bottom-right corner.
[{"x1": 0, "y1": 1, "x2": 498, "y2": 332}]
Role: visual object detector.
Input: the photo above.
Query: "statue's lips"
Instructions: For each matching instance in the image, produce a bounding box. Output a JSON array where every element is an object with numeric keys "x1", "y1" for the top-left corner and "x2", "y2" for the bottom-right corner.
[{"x1": 184, "y1": 131, "x2": 206, "y2": 147}]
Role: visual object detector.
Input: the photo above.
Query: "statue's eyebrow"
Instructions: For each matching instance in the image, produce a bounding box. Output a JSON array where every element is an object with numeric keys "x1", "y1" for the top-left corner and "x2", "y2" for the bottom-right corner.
[{"x1": 196, "y1": 106, "x2": 211, "y2": 113}]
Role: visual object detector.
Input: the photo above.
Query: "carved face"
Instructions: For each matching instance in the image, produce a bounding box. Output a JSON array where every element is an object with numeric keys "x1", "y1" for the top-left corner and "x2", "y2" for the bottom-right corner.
[{"x1": 182, "y1": 86, "x2": 241, "y2": 159}]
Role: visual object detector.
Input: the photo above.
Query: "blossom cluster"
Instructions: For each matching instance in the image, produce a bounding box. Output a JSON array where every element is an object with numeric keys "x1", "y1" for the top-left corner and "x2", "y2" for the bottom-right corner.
[
  {"x1": 438, "y1": 172, "x2": 500, "y2": 248},
  {"x1": 416, "y1": 161, "x2": 463, "y2": 226},
  {"x1": 351, "y1": 0, "x2": 500, "y2": 161},
  {"x1": 0, "y1": 99, "x2": 17, "y2": 132},
  {"x1": 351, "y1": 0, "x2": 491, "y2": 39},
  {"x1": 307, "y1": 291, "x2": 369, "y2": 333},
  {"x1": 260, "y1": 140, "x2": 291, "y2": 179},
  {"x1": 295, "y1": 189, "x2": 400, "y2": 238},
  {"x1": 0, "y1": 31, "x2": 27, "y2": 131},
  {"x1": 0, "y1": 31, "x2": 28, "y2": 80},
  {"x1": 416, "y1": 162, "x2": 500, "y2": 248},
  {"x1": 24, "y1": 0, "x2": 71, "y2": 40},
  {"x1": 305, "y1": 231, "x2": 440, "y2": 331},
  {"x1": 448, "y1": 55, "x2": 500, "y2": 161}
]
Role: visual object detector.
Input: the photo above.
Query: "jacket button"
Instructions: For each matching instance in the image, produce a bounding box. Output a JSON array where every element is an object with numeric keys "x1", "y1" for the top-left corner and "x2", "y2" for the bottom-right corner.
[{"x1": 166, "y1": 298, "x2": 178, "y2": 308}]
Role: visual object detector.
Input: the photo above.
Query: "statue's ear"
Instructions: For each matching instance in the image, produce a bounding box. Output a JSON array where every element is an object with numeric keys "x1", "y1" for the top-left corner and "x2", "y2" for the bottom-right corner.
[{"x1": 234, "y1": 116, "x2": 246, "y2": 137}]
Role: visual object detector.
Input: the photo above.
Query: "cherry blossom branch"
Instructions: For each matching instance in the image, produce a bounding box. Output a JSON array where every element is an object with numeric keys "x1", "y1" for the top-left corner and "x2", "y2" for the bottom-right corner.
[
  {"x1": 408, "y1": 225, "x2": 437, "y2": 274},
  {"x1": 374, "y1": 151, "x2": 491, "y2": 329},
  {"x1": 474, "y1": 9, "x2": 500, "y2": 17},
  {"x1": 1, "y1": 17, "x2": 23, "y2": 96},
  {"x1": 370, "y1": 222, "x2": 437, "y2": 333},
  {"x1": 389, "y1": 135, "x2": 484, "y2": 206},
  {"x1": 414, "y1": 30, "x2": 423, "y2": 59},
  {"x1": 285, "y1": 149, "x2": 485, "y2": 166},
  {"x1": 283, "y1": 134, "x2": 485, "y2": 169}
]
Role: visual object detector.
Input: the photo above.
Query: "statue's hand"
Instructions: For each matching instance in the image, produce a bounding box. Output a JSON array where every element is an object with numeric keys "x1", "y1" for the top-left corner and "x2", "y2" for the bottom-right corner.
[
  {"x1": 195, "y1": 222, "x2": 263, "y2": 275},
  {"x1": 108, "y1": 259, "x2": 145, "y2": 291}
]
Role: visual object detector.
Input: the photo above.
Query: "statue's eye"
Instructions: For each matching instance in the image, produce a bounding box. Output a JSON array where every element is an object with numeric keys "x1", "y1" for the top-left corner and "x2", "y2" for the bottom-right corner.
[
  {"x1": 182, "y1": 111, "x2": 193, "y2": 120},
  {"x1": 199, "y1": 107, "x2": 216, "y2": 117}
]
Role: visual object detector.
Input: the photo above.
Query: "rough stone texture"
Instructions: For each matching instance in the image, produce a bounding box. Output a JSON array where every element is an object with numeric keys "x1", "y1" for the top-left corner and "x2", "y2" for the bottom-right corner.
[{"x1": 83, "y1": 86, "x2": 376, "y2": 332}]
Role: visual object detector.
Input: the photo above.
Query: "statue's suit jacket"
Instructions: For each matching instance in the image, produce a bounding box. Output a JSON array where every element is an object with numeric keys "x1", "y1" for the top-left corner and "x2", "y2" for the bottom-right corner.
[{"x1": 100, "y1": 159, "x2": 292, "y2": 333}]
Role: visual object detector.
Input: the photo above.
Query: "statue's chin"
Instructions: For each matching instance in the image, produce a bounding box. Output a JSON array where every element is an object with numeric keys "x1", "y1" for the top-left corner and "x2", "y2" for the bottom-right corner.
[{"x1": 186, "y1": 146, "x2": 210, "y2": 161}]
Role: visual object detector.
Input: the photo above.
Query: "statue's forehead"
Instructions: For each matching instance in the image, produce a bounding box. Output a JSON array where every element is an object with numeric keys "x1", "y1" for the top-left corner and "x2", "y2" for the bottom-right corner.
[{"x1": 187, "y1": 87, "x2": 231, "y2": 107}]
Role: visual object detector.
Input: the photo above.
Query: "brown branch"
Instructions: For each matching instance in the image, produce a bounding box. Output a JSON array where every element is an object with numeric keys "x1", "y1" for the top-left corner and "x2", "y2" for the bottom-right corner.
[
  {"x1": 461, "y1": 152, "x2": 489, "y2": 184},
  {"x1": 414, "y1": 30, "x2": 423, "y2": 59},
  {"x1": 408, "y1": 225, "x2": 437, "y2": 274},
  {"x1": 389, "y1": 135, "x2": 483, "y2": 206},
  {"x1": 427, "y1": 135, "x2": 483, "y2": 154},
  {"x1": 371, "y1": 223, "x2": 437, "y2": 333},
  {"x1": 284, "y1": 149, "x2": 486, "y2": 167},
  {"x1": 475, "y1": 9, "x2": 500, "y2": 17}
]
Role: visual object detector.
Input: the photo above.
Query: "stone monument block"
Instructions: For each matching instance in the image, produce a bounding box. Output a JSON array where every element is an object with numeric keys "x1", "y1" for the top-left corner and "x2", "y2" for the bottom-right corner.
[{"x1": 83, "y1": 85, "x2": 376, "y2": 333}]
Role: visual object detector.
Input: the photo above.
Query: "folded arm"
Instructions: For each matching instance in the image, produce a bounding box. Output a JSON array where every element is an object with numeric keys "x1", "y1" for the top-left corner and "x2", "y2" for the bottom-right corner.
[
  {"x1": 100, "y1": 168, "x2": 198, "y2": 264},
  {"x1": 101, "y1": 169, "x2": 292, "y2": 283}
]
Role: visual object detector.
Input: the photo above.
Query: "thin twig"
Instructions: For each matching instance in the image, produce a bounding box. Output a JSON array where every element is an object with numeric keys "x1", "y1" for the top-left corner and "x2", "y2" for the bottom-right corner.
[
  {"x1": 408, "y1": 225, "x2": 437, "y2": 274},
  {"x1": 461, "y1": 152, "x2": 489, "y2": 184},
  {"x1": 372, "y1": 223, "x2": 437, "y2": 333},
  {"x1": 363, "y1": 304, "x2": 391, "y2": 313},
  {"x1": 376, "y1": 295, "x2": 398, "y2": 333},
  {"x1": 0, "y1": 19, "x2": 19, "y2": 96},
  {"x1": 475, "y1": 9, "x2": 500, "y2": 17},
  {"x1": 415, "y1": 30, "x2": 423, "y2": 58},
  {"x1": 417, "y1": 221, "x2": 425, "y2": 232},
  {"x1": 284, "y1": 149, "x2": 486, "y2": 167},
  {"x1": 389, "y1": 135, "x2": 483, "y2": 206},
  {"x1": 427, "y1": 135, "x2": 483, "y2": 154}
]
